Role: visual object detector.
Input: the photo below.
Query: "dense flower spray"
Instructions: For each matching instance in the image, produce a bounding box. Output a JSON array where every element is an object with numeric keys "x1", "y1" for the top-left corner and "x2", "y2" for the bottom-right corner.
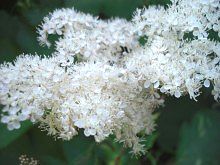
[{"x1": 0, "y1": 0, "x2": 219, "y2": 154}]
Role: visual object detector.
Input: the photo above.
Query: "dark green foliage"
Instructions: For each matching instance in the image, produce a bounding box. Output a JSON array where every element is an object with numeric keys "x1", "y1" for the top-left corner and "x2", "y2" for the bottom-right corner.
[
  {"x1": 0, "y1": 121, "x2": 32, "y2": 149},
  {"x1": 157, "y1": 97, "x2": 202, "y2": 153},
  {"x1": 177, "y1": 110, "x2": 220, "y2": 165}
]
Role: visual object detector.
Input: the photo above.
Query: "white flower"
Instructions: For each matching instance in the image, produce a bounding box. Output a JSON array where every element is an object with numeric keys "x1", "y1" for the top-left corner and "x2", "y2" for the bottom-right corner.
[{"x1": 204, "y1": 79, "x2": 211, "y2": 88}]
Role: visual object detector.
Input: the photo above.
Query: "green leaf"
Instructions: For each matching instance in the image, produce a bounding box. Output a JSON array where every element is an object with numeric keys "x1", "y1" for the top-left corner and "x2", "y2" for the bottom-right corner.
[
  {"x1": 176, "y1": 110, "x2": 220, "y2": 165},
  {"x1": 0, "y1": 10, "x2": 23, "y2": 63},
  {"x1": 62, "y1": 131, "x2": 97, "y2": 165},
  {"x1": 16, "y1": 23, "x2": 55, "y2": 56},
  {"x1": 64, "y1": 0, "x2": 145, "y2": 19},
  {"x1": 96, "y1": 139, "x2": 135, "y2": 165},
  {"x1": 64, "y1": 0, "x2": 104, "y2": 17},
  {"x1": 102, "y1": 0, "x2": 144, "y2": 19},
  {"x1": 157, "y1": 97, "x2": 202, "y2": 153},
  {"x1": 17, "y1": 0, "x2": 63, "y2": 26},
  {"x1": 41, "y1": 156, "x2": 66, "y2": 165},
  {"x1": 145, "y1": 132, "x2": 158, "y2": 150},
  {"x1": 0, "y1": 126, "x2": 66, "y2": 164},
  {"x1": 0, "y1": 10, "x2": 21, "y2": 40},
  {"x1": 0, "y1": 39, "x2": 19, "y2": 63},
  {"x1": 0, "y1": 121, "x2": 32, "y2": 149},
  {"x1": 0, "y1": 132, "x2": 34, "y2": 165},
  {"x1": 62, "y1": 133, "x2": 140, "y2": 165},
  {"x1": 147, "y1": 0, "x2": 171, "y2": 6},
  {"x1": 26, "y1": 128, "x2": 65, "y2": 160}
]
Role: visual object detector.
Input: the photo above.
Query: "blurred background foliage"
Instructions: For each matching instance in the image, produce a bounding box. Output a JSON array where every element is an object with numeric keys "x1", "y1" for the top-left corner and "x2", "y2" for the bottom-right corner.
[{"x1": 0, "y1": 0, "x2": 220, "y2": 164}]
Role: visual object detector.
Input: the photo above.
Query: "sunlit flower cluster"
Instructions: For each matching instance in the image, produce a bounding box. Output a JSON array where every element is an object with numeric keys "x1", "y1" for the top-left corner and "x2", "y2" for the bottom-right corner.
[
  {"x1": 129, "y1": 0, "x2": 220, "y2": 100},
  {"x1": 0, "y1": 0, "x2": 219, "y2": 154},
  {"x1": 38, "y1": 8, "x2": 138, "y2": 63}
]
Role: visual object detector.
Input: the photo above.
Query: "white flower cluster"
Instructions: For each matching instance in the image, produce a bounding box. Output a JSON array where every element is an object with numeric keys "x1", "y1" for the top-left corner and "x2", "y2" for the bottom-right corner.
[
  {"x1": 129, "y1": 0, "x2": 220, "y2": 100},
  {"x1": 37, "y1": 8, "x2": 138, "y2": 63},
  {"x1": 0, "y1": 0, "x2": 219, "y2": 154}
]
